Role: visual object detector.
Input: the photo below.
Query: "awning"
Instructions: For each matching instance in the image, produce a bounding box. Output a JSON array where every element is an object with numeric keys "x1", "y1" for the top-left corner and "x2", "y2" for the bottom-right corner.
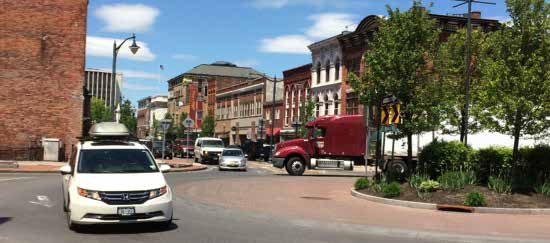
[{"x1": 264, "y1": 127, "x2": 281, "y2": 136}]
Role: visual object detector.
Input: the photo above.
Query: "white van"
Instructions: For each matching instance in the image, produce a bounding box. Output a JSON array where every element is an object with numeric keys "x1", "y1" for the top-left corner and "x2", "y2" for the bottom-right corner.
[{"x1": 194, "y1": 137, "x2": 224, "y2": 164}]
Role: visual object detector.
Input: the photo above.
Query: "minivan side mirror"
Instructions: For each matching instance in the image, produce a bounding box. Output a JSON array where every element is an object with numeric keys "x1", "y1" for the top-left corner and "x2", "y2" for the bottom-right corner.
[
  {"x1": 160, "y1": 164, "x2": 171, "y2": 173},
  {"x1": 59, "y1": 165, "x2": 72, "y2": 175}
]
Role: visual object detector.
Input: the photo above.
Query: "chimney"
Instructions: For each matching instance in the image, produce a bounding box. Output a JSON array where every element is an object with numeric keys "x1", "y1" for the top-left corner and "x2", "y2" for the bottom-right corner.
[{"x1": 471, "y1": 11, "x2": 481, "y2": 19}]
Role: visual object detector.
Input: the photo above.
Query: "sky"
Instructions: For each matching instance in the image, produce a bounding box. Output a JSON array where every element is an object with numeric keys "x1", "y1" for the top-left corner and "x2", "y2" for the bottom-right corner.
[{"x1": 85, "y1": 0, "x2": 512, "y2": 106}]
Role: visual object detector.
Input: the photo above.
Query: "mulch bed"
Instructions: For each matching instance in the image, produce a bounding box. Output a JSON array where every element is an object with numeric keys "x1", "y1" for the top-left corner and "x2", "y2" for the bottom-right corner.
[{"x1": 359, "y1": 183, "x2": 550, "y2": 208}]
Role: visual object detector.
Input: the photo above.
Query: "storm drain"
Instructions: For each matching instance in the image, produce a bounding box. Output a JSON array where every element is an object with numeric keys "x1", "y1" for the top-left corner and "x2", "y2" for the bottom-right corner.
[
  {"x1": 436, "y1": 204, "x2": 474, "y2": 213},
  {"x1": 300, "y1": 196, "x2": 331, "y2": 200}
]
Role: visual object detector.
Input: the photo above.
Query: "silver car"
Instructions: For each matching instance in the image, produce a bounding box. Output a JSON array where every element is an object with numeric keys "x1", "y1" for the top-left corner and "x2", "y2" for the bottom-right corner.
[{"x1": 218, "y1": 148, "x2": 247, "y2": 171}]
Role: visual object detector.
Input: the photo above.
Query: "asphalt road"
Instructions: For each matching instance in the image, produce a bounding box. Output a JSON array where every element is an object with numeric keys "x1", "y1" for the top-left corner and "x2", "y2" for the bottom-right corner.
[{"x1": 0, "y1": 165, "x2": 458, "y2": 243}]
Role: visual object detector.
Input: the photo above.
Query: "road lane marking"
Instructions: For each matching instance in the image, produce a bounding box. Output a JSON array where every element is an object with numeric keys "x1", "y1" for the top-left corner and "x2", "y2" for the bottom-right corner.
[
  {"x1": 29, "y1": 195, "x2": 53, "y2": 207},
  {"x1": 0, "y1": 177, "x2": 31, "y2": 182}
]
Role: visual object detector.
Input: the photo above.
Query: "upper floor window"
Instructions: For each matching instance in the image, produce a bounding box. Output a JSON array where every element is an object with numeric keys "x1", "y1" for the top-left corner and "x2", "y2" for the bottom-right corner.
[
  {"x1": 335, "y1": 60, "x2": 340, "y2": 80},
  {"x1": 325, "y1": 62, "x2": 330, "y2": 82},
  {"x1": 316, "y1": 64, "x2": 321, "y2": 84}
]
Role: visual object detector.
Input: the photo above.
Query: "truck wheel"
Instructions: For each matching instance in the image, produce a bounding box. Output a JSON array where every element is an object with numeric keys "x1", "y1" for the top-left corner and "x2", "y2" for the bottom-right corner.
[
  {"x1": 285, "y1": 157, "x2": 305, "y2": 176},
  {"x1": 386, "y1": 160, "x2": 408, "y2": 180}
]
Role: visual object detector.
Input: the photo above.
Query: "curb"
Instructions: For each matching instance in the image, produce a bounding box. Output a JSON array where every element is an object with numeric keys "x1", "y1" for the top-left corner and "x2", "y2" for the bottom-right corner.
[
  {"x1": 0, "y1": 165, "x2": 208, "y2": 174},
  {"x1": 351, "y1": 188, "x2": 550, "y2": 215},
  {"x1": 167, "y1": 165, "x2": 208, "y2": 173}
]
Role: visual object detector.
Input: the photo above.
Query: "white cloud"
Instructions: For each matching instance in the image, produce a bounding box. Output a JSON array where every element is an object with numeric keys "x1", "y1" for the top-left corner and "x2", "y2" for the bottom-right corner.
[
  {"x1": 305, "y1": 13, "x2": 356, "y2": 39},
  {"x1": 252, "y1": 0, "x2": 289, "y2": 8},
  {"x1": 119, "y1": 69, "x2": 162, "y2": 79},
  {"x1": 171, "y1": 53, "x2": 198, "y2": 61},
  {"x1": 250, "y1": 0, "x2": 366, "y2": 9},
  {"x1": 259, "y1": 35, "x2": 312, "y2": 54},
  {"x1": 86, "y1": 36, "x2": 156, "y2": 61},
  {"x1": 234, "y1": 59, "x2": 259, "y2": 67},
  {"x1": 488, "y1": 16, "x2": 513, "y2": 26},
  {"x1": 124, "y1": 82, "x2": 161, "y2": 91},
  {"x1": 258, "y1": 12, "x2": 355, "y2": 54},
  {"x1": 94, "y1": 4, "x2": 159, "y2": 32}
]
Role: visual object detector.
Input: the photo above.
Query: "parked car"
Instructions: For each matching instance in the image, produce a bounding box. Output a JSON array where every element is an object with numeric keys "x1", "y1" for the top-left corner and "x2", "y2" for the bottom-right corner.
[
  {"x1": 259, "y1": 144, "x2": 274, "y2": 162},
  {"x1": 60, "y1": 122, "x2": 173, "y2": 230},
  {"x1": 174, "y1": 138, "x2": 194, "y2": 158},
  {"x1": 152, "y1": 141, "x2": 173, "y2": 160},
  {"x1": 218, "y1": 148, "x2": 247, "y2": 171},
  {"x1": 194, "y1": 137, "x2": 224, "y2": 164}
]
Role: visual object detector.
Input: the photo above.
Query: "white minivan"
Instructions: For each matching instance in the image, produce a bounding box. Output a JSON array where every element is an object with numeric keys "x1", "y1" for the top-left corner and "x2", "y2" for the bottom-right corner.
[
  {"x1": 60, "y1": 122, "x2": 173, "y2": 230},
  {"x1": 194, "y1": 137, "x2": 224, "y2": 164}
]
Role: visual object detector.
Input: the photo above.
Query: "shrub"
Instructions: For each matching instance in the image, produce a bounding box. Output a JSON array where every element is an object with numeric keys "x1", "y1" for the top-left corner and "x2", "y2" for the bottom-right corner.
[
  {"x1": 535, "y1": 181, "x2": 550, "y2": 197},
  {"x1": 372, "y1": 181, "x2": 402, "y2": 198},
  {"x1": 382, "y1": 182, "x2": 402, "y2": 198},
  {"x1": 418, "y1": 180, "x2": 440, "y2": 192},
  {"x1": 476, "y1": 146, "x2": 513, "y2": 184},
  {"x1": 488, "y1": 176, "x2": 512, "y2": 194},
  {"x1": 437, "y1": 171, "x2": 466, "y2": 191},
  {"x1": 462, "y1": 170, "x2": 477, "y2": 185},
  {"x1": 409, "y1": 173, "x2": 430, "y2": 190},
  {"x1": 515, "y1": 144, "x2": 550, "y2": 191},
  {"x1": 418, "y1": 139, "x2": 475, "y2": 178},
  {"x1": 354, "y1": 177, "x2": 370, "y2": 190},
  {"x1": 464, "y1": 190, "x2": 486, "y2": 207}
]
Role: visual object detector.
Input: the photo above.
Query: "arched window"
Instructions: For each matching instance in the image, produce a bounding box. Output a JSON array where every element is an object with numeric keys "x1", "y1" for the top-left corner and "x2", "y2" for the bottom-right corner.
[
  {"x1": 325, "y1": 61, "x2": 330, "y2": 82},
  {"x1": 315, "y1": 96, "x2": 320, "y2": 117},
  {"x1": 335, "y1": 59, "x2": 341, "y2": 81},
  {"x1": 316, "y1": 63, "x2": 321, "y2": 84},
  {"x1": 324, "y1": 94, "x2": 329, "y2": 115},
  {"x1": 333, "y1": 93, "x2": 339, "y2": 115}
]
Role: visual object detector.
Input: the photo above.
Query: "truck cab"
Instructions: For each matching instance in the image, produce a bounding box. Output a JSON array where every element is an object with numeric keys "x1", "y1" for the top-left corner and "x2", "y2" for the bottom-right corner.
[{"x1": 272, "y1": 115, "x2": 366, "y2": 175}]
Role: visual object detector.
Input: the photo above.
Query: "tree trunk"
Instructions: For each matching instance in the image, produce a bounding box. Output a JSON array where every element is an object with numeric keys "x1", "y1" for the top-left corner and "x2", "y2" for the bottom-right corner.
[
  {"x1": 459, "y1": 109, "x2": 465, "y2": 143},
  {"x1": 512, "y1": 110, "x2": 522, "y2": 164}
]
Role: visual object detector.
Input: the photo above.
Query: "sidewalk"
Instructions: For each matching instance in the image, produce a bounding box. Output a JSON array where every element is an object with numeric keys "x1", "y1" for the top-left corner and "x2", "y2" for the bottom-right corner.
[{"x1": 0, "y1": 159, "x2": 206, "y2": 173}]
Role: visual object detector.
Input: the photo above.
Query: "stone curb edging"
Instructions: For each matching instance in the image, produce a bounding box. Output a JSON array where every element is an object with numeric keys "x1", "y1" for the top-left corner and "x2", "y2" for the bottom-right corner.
[
  {"x1": 0, "y1": 165, "x2": 208, "y2": 174},
  {"x1": 351, "y1": 188, "x2": 550, "y2": 215}
]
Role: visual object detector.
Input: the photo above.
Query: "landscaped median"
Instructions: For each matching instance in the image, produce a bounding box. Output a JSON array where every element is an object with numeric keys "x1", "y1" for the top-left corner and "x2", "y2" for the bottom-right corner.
[{"x1": 352, "y1": 140, "x2": 550, "y2": 214}]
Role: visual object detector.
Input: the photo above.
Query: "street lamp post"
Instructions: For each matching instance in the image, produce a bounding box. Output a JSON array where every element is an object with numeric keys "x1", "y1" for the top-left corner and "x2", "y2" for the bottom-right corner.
[
  {"x1": 160, "y1": 119, "x2": 172, "y2": 162},
  {"x1": 270, "y1": 76, "x2": 278, "y2": 146},
  {"x1": 112, "y1": 33, "x2": 140, "y2": 120}
]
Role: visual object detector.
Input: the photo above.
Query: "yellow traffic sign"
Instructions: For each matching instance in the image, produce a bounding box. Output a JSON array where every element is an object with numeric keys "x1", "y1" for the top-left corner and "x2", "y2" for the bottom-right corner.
[{"x1": 380, "y1": 103, "x2": 400, "y2": 125}]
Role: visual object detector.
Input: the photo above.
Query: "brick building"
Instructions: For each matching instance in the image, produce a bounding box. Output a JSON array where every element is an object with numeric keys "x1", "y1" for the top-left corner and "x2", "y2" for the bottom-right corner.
[
  {"x1": 215, "y1": 77, "x2": 270, "y2": 145},
  {"x1": 281, "y1": 64, "x2": 312, "y2": 140},
  {"x1": 136, "y1": 95, "x2": 168, "y2": 139},
  {"x1": 0, "y1": 0, "x2": 88, "y2": 160},
  {"x1": 337, "y1": 12, "x2": 499, "y2": 115},
  {"x1": 263, "y1": 78, "x2": 284, "y2": 143},
  {"x1": 167, "y1": 61, "x2": 264, "y2": 135}
]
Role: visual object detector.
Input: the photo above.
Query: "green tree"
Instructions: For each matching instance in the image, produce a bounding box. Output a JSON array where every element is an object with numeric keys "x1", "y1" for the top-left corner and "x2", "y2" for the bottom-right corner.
[
  {"x1": 119, "y1": 98, "x2": 137, "y2": 135},
  {"x1": 349, "y1": 1, "x2": 440, "y2": 163},
  {"x1": 163, "y1": 113, "x2": 176, "y2": 141},
  {"x1": 176, "y1": 112, "x2": 189, "y2": 138},
  {"x1": 436, "y1": 29, "x2": 488, "y2": 136},
  {"x1": 151, "y1": 113, "x2": 159, "y2": 138},
  {"x1": 90, "y1": 97, "x2": 112, "y2": 123},
  {"x1": 299, "y1": 98, "x2": 316, "y2": 137},
  {"x1": 200, "y1": 113, "x2": 215, "y2": 137},
  {"x1": 478, "y1": 0, "x2": 550, "y2": 162}
]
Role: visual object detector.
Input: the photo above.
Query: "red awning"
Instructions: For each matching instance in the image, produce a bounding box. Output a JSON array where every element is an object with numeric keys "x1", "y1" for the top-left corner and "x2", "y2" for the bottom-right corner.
[{"x1": 265, "y1": 127, "x2": 281, "y2": 136}]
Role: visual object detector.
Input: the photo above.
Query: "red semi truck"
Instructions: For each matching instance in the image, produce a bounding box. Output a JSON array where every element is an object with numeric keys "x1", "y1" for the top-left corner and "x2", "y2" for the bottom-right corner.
[{"x1": 272, "y1": 115, "x2": 414, "y2": 176}]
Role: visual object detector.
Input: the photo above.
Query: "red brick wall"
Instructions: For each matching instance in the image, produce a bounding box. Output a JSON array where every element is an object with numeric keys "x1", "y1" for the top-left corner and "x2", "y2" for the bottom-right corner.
[
  {"x1": 0, "y1": 0, "x2": 88, "y2": 160},
  {"x1": 282, "y1": 64, "x2": 312, "y2": 127}
]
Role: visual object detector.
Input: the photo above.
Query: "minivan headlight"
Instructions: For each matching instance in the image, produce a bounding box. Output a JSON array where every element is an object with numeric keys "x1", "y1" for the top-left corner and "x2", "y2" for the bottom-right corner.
[
  {"x1": 77, "y1": 188, "x2": 101, "y2": 200},
  {"x1": 149, "y1": 186, "x2": 168, "y2": 199}
]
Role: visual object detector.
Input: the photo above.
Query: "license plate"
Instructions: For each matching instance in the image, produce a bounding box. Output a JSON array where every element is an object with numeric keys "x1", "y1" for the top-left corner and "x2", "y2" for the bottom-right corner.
[{"x1": 117, "y1": 207, "x2": 135, "y2": 216}]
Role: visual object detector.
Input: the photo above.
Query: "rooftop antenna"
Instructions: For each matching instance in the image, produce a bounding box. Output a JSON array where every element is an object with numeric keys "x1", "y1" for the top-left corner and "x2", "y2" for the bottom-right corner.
[{"x1": 452, "y1": 0, "x2": 495, "y2": 146}]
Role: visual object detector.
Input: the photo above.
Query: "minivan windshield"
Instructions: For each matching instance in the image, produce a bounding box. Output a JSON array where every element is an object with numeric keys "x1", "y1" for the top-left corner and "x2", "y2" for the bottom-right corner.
[
  {"x1": 78, "y1": 149, "x2": 159, "y2": 173},
  {"x1": 202, "y1": 140, "x2": 224, "y2": 147}
]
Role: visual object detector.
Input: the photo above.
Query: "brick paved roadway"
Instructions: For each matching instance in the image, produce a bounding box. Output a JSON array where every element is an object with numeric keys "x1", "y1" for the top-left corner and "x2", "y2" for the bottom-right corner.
[{"x1": 175, "y1": 175, "x2": 550, "y2": 241}]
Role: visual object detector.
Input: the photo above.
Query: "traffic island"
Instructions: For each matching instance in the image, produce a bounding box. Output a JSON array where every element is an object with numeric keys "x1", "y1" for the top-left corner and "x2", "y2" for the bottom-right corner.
[{"x1": 351, "y1": 185, "x2": 550, "y2": 214}]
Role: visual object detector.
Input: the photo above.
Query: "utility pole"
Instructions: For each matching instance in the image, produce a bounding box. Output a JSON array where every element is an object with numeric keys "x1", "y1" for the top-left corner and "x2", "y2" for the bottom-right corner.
[
  {"x1": 270, "y1": 76, "x2": 277, "y2": 147},
  {"x1": 453, "y1": 0, "x2": 495, "y2": 145}
]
